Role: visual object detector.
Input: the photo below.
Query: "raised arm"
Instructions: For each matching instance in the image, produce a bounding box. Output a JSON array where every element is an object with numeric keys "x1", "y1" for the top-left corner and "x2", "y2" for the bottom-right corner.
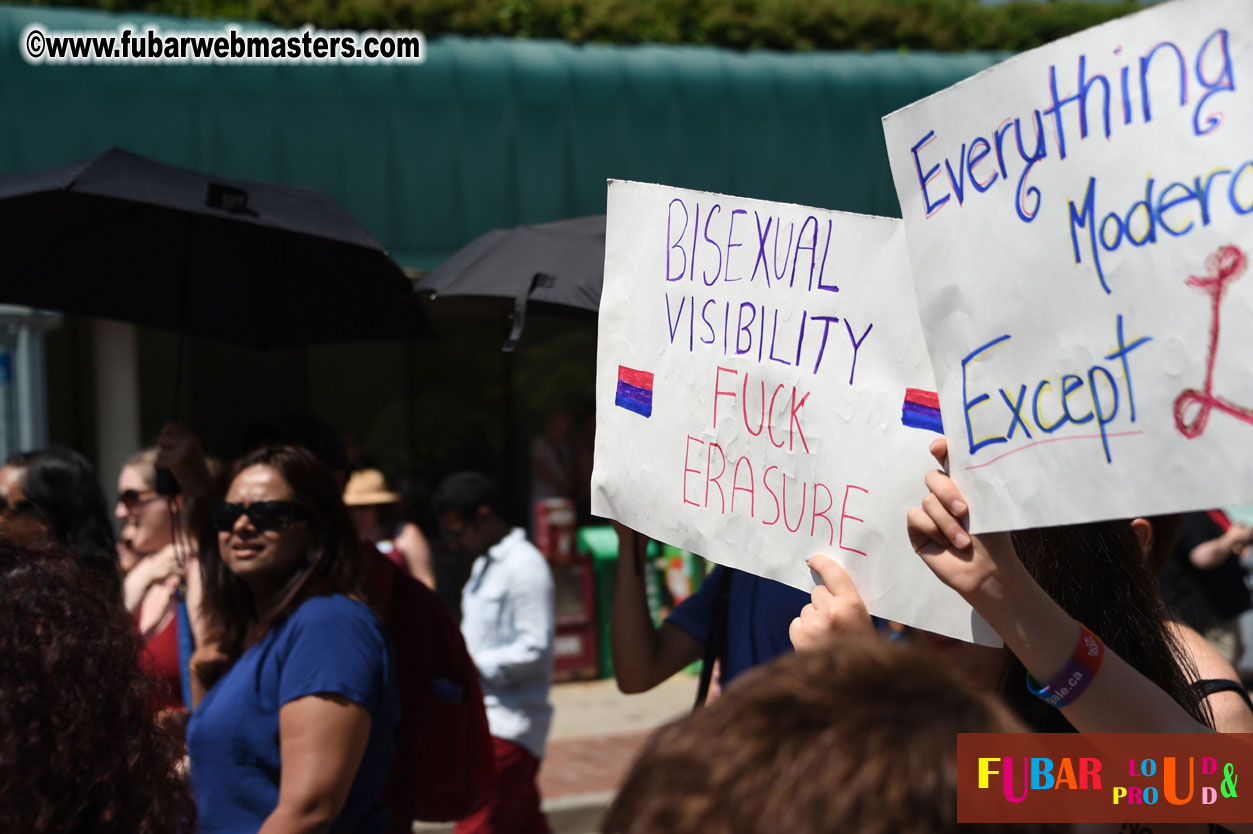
[
  {"x1": 907, "y1": 437, "x2": 1208, "y2": 736},
  {"x1": 122, "y1": 544, "x2": 181, "y2": 616},
  {"x1": 1189, "y1": 523, "x2": 1252, "y2": 570},
  {"x1": 610, "y1": 524, "x2": 702, "y2": 694}
]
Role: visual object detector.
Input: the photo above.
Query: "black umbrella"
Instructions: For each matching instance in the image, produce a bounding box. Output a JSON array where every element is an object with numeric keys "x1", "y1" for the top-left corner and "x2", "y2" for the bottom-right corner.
[
  {"x1": 419, "y1": 215, "x2": 605, "y2": 351},
  {"x1": 0, "y1": 147, "x2": 436, "y2": 491},
  {"x1": 0, "y1": 147, "x2": 435, "y2": 350}
]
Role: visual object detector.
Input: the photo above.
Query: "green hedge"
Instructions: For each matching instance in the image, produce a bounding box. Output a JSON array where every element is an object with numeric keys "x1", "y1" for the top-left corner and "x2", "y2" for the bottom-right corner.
[{"x1": 24, "y1": 0, "x2": 1145, "y2": 51}]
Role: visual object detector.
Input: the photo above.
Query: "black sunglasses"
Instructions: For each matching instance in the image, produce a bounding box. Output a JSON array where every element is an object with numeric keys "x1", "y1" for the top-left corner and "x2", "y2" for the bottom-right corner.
[
  {"x1": 212, "y1": 501, "x2": 311, "y2": 533},
  {"x1": 117, "y1": 488, "x2": 160, "y2": 513},
  {"x1": 0, "y1": 495, "x2": 41, "y2": 518}
]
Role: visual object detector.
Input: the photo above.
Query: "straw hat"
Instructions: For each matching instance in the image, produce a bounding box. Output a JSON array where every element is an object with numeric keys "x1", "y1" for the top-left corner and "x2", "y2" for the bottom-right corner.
[{"x1": 343, "y1": 469, "x2": 401, "y2": 506}]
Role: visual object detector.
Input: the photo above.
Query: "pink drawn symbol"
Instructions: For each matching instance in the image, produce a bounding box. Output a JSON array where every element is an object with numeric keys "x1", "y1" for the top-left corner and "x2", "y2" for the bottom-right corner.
[{"x1": 1173, "y1": 245, "x2": 1253, "y2": 439}]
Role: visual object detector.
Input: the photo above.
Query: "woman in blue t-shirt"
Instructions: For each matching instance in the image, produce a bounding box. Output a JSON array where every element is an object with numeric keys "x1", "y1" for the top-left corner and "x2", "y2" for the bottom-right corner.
[{"x1": 187, "y1": 444, "x2": 400, "y2": 834}]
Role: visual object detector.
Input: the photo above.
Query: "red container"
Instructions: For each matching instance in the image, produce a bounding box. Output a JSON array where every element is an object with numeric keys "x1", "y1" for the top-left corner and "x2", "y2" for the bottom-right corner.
[
  {"x1": 550, "y1": 552, "x2": 598, "y2": 681},
  {"x1": 553, "y1": 621, "x2": 598, "y2": 682},
  {"x1": 533, "y1": 498, "x2": 577, "y2": 563}
]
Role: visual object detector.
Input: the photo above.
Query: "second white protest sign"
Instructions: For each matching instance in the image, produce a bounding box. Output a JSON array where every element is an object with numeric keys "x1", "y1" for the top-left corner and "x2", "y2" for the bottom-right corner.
[{"x1": 883, "y1": 0, "x2": 1253, "y2": 533}]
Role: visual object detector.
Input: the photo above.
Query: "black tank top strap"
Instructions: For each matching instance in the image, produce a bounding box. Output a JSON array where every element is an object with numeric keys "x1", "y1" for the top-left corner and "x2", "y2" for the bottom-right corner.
[{"x1": 1192, "y1": 677, "x2": 1253, "y2": 713}]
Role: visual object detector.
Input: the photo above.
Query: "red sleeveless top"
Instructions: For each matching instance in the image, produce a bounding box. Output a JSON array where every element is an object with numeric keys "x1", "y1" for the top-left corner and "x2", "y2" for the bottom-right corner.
[{"x1": 141, "y1": 615, "x2": 184, "y2": 711}]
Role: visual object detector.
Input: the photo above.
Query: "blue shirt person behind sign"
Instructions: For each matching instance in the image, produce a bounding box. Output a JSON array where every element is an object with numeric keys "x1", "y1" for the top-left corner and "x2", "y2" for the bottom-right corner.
[
  {"x1": 666, "y1": 564, "x2": 810, "y2": 686},
  {"x1": 610, "y1": 525, "x2": 809, "y2": 695}
]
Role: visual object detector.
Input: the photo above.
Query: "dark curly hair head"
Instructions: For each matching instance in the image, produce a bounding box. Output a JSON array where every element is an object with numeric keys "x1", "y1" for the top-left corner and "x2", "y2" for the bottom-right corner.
[
  {"x1": 5, "y1": 447, "x2": 120, "y2": 597},
  {"x1": 0, "y1": 536, "x2": 195, "y2": 834},
  {"x1": 199, "y1": 444, "x2": 364, "y2": 663}
]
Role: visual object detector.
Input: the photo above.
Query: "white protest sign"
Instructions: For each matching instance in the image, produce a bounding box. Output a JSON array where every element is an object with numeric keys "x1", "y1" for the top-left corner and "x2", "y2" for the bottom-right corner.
[
  {"x1": 882, "y1": 0, "x2": 1253, "y2": 533},
  {"x1": 591, "y1": 180, "x2": 997, "y2": 643}
]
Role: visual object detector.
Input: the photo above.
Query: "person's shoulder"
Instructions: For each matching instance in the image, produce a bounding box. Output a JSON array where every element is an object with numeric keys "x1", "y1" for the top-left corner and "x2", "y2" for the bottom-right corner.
[
  {"x1": 499, "y1": 531, "x2": 552, "y2": 578},
  {"x1": 680, "y1": 564, "x2": 726, "y2": 606},
  {"x1": 730, "y1": 569, "x2": 809, "y2": 613},
  {"x1": 513, "y1": 534, "x2": 549, "y2": 565},
  {"x1": 1172, "y1": 620, "x2": 1239, "y2": 683},
  {"x1": 278, "y1": 596, "x2": 391, "y2": 669},
  {"x1": 515, "y1": 532, "x2": 546, "y2": 558},
  {"x1": 289, "y1": 594, "x2": 384, "y2": 633},
  {"x1": 728, "y1": 566, "x2": 801, "y2": 593}
]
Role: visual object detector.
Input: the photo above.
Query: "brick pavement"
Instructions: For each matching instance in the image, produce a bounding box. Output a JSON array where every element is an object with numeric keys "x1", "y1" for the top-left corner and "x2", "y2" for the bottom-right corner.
[
  {"x1": 414, "y1": 677, "x2": 694, "y2": 833},
  {"x1": 538, "y1": 729, "x2": 652, "y2": 799}
]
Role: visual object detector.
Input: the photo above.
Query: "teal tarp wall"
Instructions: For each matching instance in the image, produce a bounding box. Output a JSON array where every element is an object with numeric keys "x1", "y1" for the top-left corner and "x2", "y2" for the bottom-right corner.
[
  {"x1": 0, "y1": 4, "x2": 1007, "y2": 516},
  {"x1": 0, "y1": 4, "x2": 1005, "y2": 268}
]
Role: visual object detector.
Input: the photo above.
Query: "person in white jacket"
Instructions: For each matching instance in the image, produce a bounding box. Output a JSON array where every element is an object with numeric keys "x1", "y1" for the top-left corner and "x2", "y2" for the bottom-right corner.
[{"x1": 434, "y1": 471, "x2": 555, "y2": 834}]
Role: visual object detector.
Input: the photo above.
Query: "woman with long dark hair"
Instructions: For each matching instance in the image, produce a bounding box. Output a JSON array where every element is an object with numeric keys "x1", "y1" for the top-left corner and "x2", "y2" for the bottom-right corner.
[
  {"x1": 998, "y1": 521, "x2": 1206, "y2": 731},
  {"x1": 0, "y1": 447, "x2": 119, "y2": 595},
  {"x1": 187, "y1": 444, "x2": 400, "y2": 834}
]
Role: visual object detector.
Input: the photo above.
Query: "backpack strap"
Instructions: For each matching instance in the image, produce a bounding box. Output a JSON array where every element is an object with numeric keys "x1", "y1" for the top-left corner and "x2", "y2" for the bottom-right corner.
[
  {"x1": 175, "y1": 589, "x2": 195, "y2": 710},
  {"x1": 693, "y1": 568, "x2": 733, "y2": 711},
  {"x1": 1207, "y1": 509, "x2": 1233, "y2": 532}
]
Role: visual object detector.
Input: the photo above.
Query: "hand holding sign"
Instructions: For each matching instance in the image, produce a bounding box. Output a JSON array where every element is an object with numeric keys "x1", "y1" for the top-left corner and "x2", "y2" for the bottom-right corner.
[
  {"x1": 788, "y1": 553, "x2": 874, "y2": 653},
  {"x1": 907, "y1": 438, "x2": 1017, "y2": 601}
]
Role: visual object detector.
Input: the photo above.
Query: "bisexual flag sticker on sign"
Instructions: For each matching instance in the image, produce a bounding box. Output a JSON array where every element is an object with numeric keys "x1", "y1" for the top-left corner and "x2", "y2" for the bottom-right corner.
[
  {"x1": 616, "y1": 366, "x2": 654, "y2": 418},
  {"x1": 902, "y1": 388, "x2": 943, "y2": 434}
]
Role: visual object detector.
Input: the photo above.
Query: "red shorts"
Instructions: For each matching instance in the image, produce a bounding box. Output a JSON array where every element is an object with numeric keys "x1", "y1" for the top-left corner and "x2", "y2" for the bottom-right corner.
[{"x1": 454, "y1": 737, "x2": 550, "y2": 834}]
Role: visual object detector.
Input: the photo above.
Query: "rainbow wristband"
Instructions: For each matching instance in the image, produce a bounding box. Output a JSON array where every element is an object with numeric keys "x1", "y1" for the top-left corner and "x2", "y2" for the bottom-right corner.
[{"x1": 1026, "y1": 622, "x2": 1105, "y2": 708}]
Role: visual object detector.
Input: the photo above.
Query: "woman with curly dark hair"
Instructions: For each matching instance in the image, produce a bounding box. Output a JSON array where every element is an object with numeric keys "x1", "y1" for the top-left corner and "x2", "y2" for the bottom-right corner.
[
  {"x1": 0, "y1": 447, "x2": 120, "y2": 596},
  {"x1": 187, "y1": 444, "x2": 400, "y2": 834},
  {"x1": 0, "y1": 536, "x2": 196, "y2": 834}
]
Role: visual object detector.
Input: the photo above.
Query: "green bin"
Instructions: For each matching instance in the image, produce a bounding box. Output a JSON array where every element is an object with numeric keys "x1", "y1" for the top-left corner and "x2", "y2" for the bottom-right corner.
[
  {"x1": 654, "y1": 545, "x2": 710, "y2": 675},
  {"x1": 580, "y1": 525, "x2": 661, "y2": 680}
]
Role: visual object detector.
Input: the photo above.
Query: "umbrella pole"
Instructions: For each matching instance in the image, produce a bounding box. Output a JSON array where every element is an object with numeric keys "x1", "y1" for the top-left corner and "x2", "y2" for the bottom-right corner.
[
  {"x1": 171, "y1": 215, "x2": 192, "y2": 422},
  {"x1": 404, "y1": 337, "x2": 418, "y2": 480},
  {"x1": 170, "y1": 325, "x2": 185, "y2": 422},
  {"x1": 155, "y1": 219, "x2": 191, "y2": 496},
  {"x1": 153, "y1": 331, "x2": 185, "y2": 497},
  {"x1": 502, "y1": 349, "x2": 521, "y2": 525}
]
